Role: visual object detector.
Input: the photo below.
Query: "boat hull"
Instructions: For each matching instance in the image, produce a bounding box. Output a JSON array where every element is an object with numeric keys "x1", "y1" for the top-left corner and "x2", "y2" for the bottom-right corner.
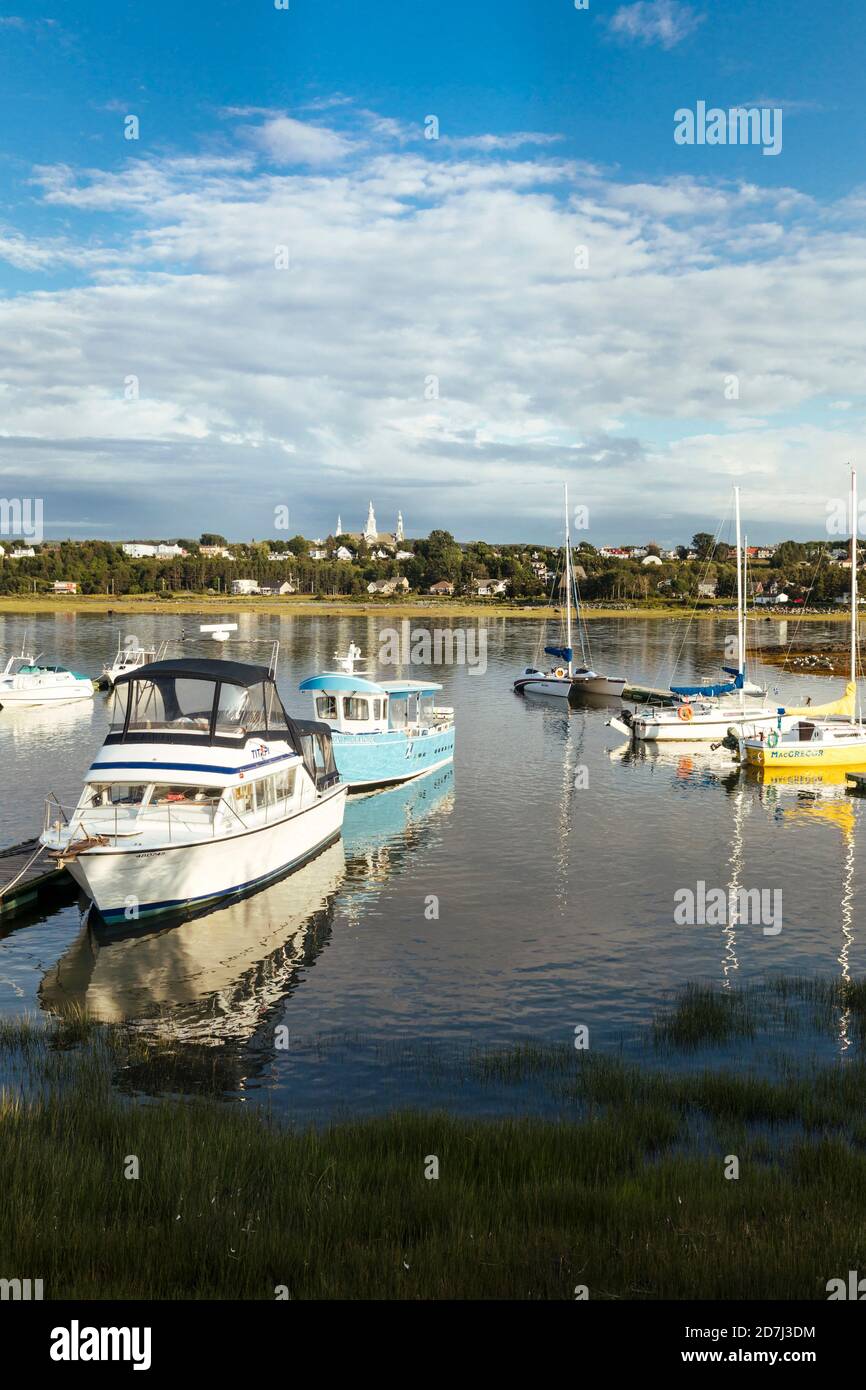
[
  {"x1": 571, "y1": 674, "x2": 626, "y2": 698},
  {"x1": 0, "y1": 677, "x2": 93, "y2": 707},
  {"x1": 632, "y1": 707, "x2": 780, "y2": 742},
  {"x1": 61, "y1": 785, "x2": 348, "y2": 923},
  {"x1": 744, "y1": 738, "x2": 866, "y2": 769},
  {"x1": 331, "y1": 726, "x2": 455, "y2": 789}
]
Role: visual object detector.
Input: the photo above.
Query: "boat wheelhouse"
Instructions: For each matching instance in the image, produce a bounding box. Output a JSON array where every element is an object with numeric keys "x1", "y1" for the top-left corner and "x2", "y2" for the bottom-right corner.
[
  {"x1": 40, "y1": 657, "x2": 346, "y2": 923},
  {"x1": 100, "y1": 635, "x2": 167, "y2": 688},
  {"x1": 299, "y1": 661, "x2": 455, "y2": 789}
]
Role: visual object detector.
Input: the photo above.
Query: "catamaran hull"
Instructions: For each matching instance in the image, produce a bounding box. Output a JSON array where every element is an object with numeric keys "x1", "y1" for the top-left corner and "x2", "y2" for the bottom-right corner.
[
  {"x1": 632, "y1": 708, "x2": 781, "y2": 742},
  {"x1": 60, "y1": 785, "x2": 348, "y2": 924},
  {"x1": 571, "y1": 675, "x2": 626, "y2": 698},
  {"x1": 514, "y1": 676, "x2": 572, "y2": 699},
  {"x1": 331, "y1": 727, "x2": 455, "y2": 789}
]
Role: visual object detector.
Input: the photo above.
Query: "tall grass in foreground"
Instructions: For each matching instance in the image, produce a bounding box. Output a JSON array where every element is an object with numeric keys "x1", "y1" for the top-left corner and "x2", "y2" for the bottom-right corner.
[{"x1": 2, "y1": 980, "x2": 866, "y2": 1299}]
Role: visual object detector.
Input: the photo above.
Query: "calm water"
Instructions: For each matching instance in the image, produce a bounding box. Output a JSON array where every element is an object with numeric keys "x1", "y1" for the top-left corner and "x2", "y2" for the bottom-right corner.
[{"x1": 0, "y1": 611, "x2": 862, "y2": 1119}]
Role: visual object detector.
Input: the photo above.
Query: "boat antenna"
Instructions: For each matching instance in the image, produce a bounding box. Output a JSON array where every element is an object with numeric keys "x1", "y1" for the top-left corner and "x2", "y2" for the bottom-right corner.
[
  {"x1": 850, "y1": 467, "x2": 858, "y2": 719},
  {"x1": 735, "y1": 486, "x2": 744, "y2": 710},
  {"x1": 564, "y1": 483, "x2": 573, "y2": 678}
]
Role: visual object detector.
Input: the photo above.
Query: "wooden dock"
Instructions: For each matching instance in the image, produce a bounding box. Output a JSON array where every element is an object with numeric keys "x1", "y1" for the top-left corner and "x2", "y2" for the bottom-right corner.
[
  {"x1": 846, "y1": 773, "x2": 866, "y2": 794},
  {"x1": 0, "y1": 838, "x2": 72, "y2": 919}
]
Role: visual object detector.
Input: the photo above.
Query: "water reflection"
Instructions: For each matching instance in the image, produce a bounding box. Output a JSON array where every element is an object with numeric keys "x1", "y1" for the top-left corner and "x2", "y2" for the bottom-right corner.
[
  {"x1": 754, "y1": 765, "x2": 859, "y2": 1053},
  {"x1": 37, "y1": 766, "x2": 456, "y2": 1093}
]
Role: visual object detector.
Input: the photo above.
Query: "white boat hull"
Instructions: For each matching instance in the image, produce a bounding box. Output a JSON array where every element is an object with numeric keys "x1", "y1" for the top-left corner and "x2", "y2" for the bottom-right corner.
[
  {"x1": 62, "y1": 784, "x2": 348, "y2": 924},
  {"x1": 632, "y1": 706, "x2": 781, "y2": 742},
  {"x1": 0, "y1": 676, "x2": 94, "y2": 706},
  {"x1": 516, "y1": 672, "x2": 626, "y2": 700}
]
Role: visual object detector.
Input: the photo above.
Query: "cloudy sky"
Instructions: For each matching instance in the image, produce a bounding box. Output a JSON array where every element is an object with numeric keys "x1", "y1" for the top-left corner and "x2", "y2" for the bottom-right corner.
[{"x1": 0, "y1": 0, "x2": 863, "y2": 545}]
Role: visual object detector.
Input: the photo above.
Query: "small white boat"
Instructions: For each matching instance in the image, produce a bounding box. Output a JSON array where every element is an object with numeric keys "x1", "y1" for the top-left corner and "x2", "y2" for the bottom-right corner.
[
  {"x1": 617, "y1": 488, "x2": 784, "y2": 743},
  {"x1": 40, "y1": 654, "x2": 347, "y2": 924},
  {"x1": 100, "y1": 635, "x2": 166, "y2": 688},
  {"x1": 0, "y1": 643, "x2": 94, "y2": 708},
  {"x1": 514, "y1": 485, "x2": 626, "y2": 701}
]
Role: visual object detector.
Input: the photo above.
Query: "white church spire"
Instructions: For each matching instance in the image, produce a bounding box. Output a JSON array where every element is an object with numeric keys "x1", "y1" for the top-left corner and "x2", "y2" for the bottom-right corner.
[
  {"x1": 335, "y1": 515, "x2": 343, "y2": 537},
  {"x1": 396, "y1": 510, "x2": 404, "y2": 543},
  {"x1": 363, "y1": 500, "x2": 377, "y2": 542}
]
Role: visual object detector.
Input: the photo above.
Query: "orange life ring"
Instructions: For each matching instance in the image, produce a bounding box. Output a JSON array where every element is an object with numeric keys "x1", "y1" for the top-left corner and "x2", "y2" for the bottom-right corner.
[
  {"x1": 677, "y1": 704, "x2": 694, "y2": 722},
  {"x1": 554, "y1": 667, "x2": 566, "y2": 679}
]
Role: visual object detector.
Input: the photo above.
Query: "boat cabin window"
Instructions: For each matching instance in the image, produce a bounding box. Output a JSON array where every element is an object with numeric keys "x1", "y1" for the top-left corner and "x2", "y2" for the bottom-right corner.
[
  {"x1": 89, "y1": 783, "x2": 148, "y2": 806},
  {"x1": 372, "y1": 699, "x2": 383, "y2": 720},
  {"x1": 214, "y1": 682, "x2": 268, "y2": 736},
  {"x1": 151, "y1": 784, "x2": 217, "y2": 804},
  {"x1": 316, "y1": 694, "x2": 338, "y2": 721},
  {"x1": 233, "y1": 783, "x2": 255, "y2": 815},
  {"x1": 343, "y1": 696, "x2": 370, "y2": 721},
  {"x1": 108, "y1": 686, "x2": 130, "y2": 730},
  {"x1": 273, "y1": 766, "x2": 297, "y2": 802},
  {"x1": 128, "y1": 676, "x2": 214, "y2": 735}
]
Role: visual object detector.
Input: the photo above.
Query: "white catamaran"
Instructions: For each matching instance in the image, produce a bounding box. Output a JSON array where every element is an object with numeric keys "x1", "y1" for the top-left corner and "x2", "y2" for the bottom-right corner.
[{"x1": 514, "y1": 485, "x2": 626, "y2": 700}]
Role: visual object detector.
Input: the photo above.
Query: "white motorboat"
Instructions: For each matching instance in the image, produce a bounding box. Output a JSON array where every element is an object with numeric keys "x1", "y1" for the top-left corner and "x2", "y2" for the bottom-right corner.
[
  {"x1": 100, "y1": 635, "x2": 166, "y2": 688},
  {"x1": 40, "y1": 654, "x2": 347, "y2": 924},
  {"x1": 514, "y1": 485, "x2": 626, "y2": 700},
  {"x1": 0, "y1": 644, "x2": 94, "y2": 708}
]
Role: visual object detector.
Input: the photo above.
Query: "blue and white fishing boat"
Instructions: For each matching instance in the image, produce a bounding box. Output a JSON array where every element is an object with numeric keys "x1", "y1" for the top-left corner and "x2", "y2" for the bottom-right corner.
[
  {"x1": 299, "y1": 644, "x2": 455, "y2": 790},
  {"x1": 41, "y1": 653, "x2": 347, "y2": 923}
]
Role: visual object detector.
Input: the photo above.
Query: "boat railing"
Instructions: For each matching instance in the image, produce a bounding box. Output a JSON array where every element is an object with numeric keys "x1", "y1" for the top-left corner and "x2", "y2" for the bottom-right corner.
[{"x1": 43, "y1": 794, "x2": 227, "y2": 843}]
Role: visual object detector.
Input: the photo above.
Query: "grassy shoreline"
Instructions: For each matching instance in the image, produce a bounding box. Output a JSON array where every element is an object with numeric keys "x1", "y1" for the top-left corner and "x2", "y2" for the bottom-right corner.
[
  {"x1": 2, "y1": 980, "x2": 866, "y2": 1299},
  {"x1": 0, "y1": 594, "x2": 851, "y2": 621}
]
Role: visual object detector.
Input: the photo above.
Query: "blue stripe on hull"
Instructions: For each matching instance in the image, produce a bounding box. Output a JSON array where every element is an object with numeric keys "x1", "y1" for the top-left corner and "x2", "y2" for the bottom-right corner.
[{"x1": 331, "y1": 728, "x2": 455, "y2": 789}]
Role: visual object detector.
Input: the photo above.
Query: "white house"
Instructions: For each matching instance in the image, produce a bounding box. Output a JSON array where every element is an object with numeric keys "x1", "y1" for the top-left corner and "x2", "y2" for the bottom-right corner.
[
  {"x1": 231, "y1": 578, "x2": 260, "y2": 595},
  {"x1": 309, "y1": 548, "x2": 328, "y2": 560},
  {"x1": 122, "y1": 542, "x2": 186, "y2": 559},
  {"x1": 474, "y1": 578, "x2": 509, "y2": 596},
  {"x1": 200, "y1": 545, "x2": 234, "y2": 560},
  {"x1": 641, "y1": 554, "x2": 663, "y2": 567},
  {"x1": 9, "y1": 546, "x2": 36, "y2": 559},
  {"x1": 278, "y1": 581, "x2": 296, "y2": 595},
  {"x1": 335, "y1": 546, "x2": 354, "y2": 562}
]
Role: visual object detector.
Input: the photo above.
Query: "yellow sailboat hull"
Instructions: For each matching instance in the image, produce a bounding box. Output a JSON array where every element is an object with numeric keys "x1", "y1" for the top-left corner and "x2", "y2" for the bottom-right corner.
[{"x1": 745, "y1": 740, "x2": 866, "y2": 770}]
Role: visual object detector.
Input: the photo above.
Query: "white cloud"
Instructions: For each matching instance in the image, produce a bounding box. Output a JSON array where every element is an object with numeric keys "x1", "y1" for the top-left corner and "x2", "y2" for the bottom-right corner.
[
  {"x1": 247, "y1": 116, "x2": 357, "y2": 166},
  {"x1": 609, "y1": 0, "x2": 704, "y2": 50},
  {"x1": 1, "y1": 117, "x2": 865, "y2": 540}
]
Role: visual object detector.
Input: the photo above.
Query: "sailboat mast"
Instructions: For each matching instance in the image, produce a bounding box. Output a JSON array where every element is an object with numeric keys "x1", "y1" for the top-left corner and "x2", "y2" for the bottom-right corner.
[
  {"x1": 564, "y1": 484, "x2": 573, "y2": 678},
  {"x1": 734, "y1": 486, "x2": 744, "y2": 707},
  {"x1": 851, "y1": 468, "x2": 858, "y2": 691}
]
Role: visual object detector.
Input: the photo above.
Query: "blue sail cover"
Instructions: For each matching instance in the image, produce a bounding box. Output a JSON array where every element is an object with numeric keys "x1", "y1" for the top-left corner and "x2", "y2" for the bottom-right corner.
[
  {"x1": 670, "y1": 668, "x2": 745, "y2": 698},
  {"x1": 544, "y1": 646, "x2": 573, "y2": 662}
]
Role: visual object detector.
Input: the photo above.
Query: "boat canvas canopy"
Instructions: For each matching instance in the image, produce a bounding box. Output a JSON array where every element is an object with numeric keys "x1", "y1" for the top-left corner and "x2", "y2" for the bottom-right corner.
[
  {"x1": 670, "y1": 669, "x2": 745, "y2": 699},
  {"x1": 114, "y1": 658, "x2": 272, "y2": 688},
  {"x1": 544, "y1": 645, "x2": 573, "y2": 662}
]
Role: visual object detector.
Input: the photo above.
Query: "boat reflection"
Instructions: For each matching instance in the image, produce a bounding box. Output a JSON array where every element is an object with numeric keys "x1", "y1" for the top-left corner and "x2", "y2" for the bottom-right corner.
[
  {"x1": 751, "y1": 765, "x2": 859, "y2": 1053},
  {"x1": 37, "y1": 766, "x2": 456, "y2": 1086},
  {"x1": 40, "y1": 839, "x2": 347, "y2": 1042}
]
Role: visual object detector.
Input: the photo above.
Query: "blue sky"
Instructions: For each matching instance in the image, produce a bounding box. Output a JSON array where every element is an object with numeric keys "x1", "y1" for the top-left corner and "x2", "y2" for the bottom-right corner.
[{"x1": 0, "y1": 0, "x2": 864, "y2": 544}]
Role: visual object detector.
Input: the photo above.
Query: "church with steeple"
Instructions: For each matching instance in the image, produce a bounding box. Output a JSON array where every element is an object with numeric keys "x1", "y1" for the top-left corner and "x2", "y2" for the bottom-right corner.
[{"x1": 332, "y1": 503, "x2": 408, "y2": 552}]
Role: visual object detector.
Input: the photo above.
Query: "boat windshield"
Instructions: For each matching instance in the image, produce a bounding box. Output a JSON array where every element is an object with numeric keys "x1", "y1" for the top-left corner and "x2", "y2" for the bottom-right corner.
[{"x1": 108, "y1": 669, "x2": 293, "y2": 745}]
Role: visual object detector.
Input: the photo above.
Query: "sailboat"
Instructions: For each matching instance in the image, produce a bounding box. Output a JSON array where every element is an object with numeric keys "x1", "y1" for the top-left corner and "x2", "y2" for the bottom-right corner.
[
  {"x1": 621, "y1": 488, "x2": 785, "y2": 742},
  {"x1": 514, "y1": 485, "x2": 626, "y2": 699},
  {"x1": 740, "y1": 469, "x2": 866, "y2": 769}
]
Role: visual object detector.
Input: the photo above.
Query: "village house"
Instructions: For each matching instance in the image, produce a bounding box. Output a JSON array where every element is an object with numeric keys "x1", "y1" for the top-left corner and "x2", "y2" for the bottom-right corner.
[
  {"x1": 473, "y1": 578, "x2": 509, "y2": 597},
  {"x1": 52, "y1": 580, "x2": 78, "y2": 594},
  {"x1": 429, "y1": 580, "x2": 455, "y2": 595},
  {"x1": 367, "y1": 577, "x2": 410, "y2": 595},
  {"x1": 231, "y1": 578, "x2": 260, "y2": 595}
]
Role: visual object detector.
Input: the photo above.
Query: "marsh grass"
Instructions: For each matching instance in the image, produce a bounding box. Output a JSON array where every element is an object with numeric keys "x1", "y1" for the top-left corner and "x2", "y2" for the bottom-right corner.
[{"x1": 3, "y1": 981, "x2": 866, "y2": 1299}]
